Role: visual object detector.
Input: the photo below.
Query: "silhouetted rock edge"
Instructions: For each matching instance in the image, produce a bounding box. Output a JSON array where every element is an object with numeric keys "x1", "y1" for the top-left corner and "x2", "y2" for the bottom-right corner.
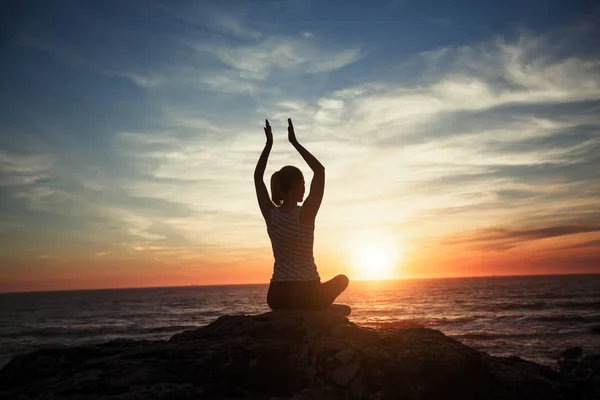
[{"x1": 0, "y1": 311, "x2": 598, "y2": 400}]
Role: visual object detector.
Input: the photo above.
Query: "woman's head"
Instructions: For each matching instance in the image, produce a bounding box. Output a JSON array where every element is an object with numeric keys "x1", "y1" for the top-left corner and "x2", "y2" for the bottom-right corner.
[{"x1": 271, "y1": 166, "x2": 305, "y2": 206}]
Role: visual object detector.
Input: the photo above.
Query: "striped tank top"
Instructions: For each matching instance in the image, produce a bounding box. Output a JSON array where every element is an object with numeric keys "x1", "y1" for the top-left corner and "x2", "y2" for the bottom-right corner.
[{"x1": 268, "y1": 205, "x2": 320, "y2": 282}]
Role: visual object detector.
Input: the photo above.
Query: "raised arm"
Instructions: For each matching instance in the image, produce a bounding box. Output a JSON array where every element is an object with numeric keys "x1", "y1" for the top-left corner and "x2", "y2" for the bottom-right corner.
[
  {"x1": 288, "y1": 118, "x2": 325, "y2": 225},
  {"x1": 254, "y1": 119, "x2": 274, "y2": 225}
]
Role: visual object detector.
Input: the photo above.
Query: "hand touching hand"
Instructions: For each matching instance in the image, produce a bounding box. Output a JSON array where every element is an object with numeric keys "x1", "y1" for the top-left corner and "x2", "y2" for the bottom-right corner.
[
  {"x1": 264, "y1": 119, "x2": 273, "y2": 145},
  {"x1": 287, "y1": 118, "x2": 298, "y2": 145}
]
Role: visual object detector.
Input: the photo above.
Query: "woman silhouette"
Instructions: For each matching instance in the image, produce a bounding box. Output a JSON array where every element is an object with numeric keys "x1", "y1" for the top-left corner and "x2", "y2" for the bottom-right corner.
[{"x1": 254, "y1": 118, "x2": 349, "y2": 312}]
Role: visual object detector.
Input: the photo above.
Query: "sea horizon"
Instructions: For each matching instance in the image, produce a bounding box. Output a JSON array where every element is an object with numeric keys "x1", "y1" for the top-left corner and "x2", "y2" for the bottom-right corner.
[
  {"x1": 1, "y1": 274, "x2": 598, "y2": 369},
  {"x1": 3, "y1": 271, "x2": 599, "y2": 295}
]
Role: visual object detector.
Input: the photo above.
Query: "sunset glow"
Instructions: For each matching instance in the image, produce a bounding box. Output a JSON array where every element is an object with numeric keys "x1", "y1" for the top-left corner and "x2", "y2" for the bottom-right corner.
[
  {"x1": 352, "y1": 242, "x2": 400, "y2": 281},
  {"x1": 1, "y1": 1, "x2": 599, "y2": 293}
]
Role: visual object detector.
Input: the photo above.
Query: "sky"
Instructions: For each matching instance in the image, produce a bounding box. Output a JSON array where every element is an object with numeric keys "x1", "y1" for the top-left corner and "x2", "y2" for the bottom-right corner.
[{"x1": 1, "y1": 0, "x2": 599, "y2": 292}]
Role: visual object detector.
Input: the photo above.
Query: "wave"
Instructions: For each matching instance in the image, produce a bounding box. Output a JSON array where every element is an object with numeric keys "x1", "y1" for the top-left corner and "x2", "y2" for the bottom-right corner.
[
  {"x1": 557, "y1": 300, "x2": 600, "y2": 309},
  {"x1": 360, "y1": 315, "x2": 486, "y2": 328},
  {"x1": 357, "y1": 313, "x2": 600, "y2": 329},
  {"x1": 430, "y1": 314, "x2": 530, "y2": 323},
  {"x1": 0, "y1": 324, "x2": 201, "y2": 339},
  {"x1": 117, "y1": 310, "x2": 223, "y2": 319},
  {"x1": 500, "y1": 292, "x2": 598, "y2": 301},
  {"x1": 426, "y1": 315, "x2": 492, "y2": 325},
  {"x1": 476, "y1": 299, "x2": 600, "y2": 311},
  {"x1": 528, "y1": 315, "x2": 600, "y2": 323},
  {"x1": 454, "y1": 332, "x2": 499, "y2": 341},
  {"x1": 362, "y1": 314, "x2": 598, "y2": 330},
  {"x1": 473, "y1": 301, "x2": 545, "y2": 311},
  {"x1": 366, "y1": 320, "x2": 425, "y2": 329},
  {"x1": 453, "y1": 330, "x2": 589, "y2": 341}
]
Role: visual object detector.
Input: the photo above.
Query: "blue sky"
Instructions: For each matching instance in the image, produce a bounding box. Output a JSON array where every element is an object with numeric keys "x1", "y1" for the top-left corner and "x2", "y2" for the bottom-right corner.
[{"x1": 1, "y1": 0, "x2": 599, "y2": 291}]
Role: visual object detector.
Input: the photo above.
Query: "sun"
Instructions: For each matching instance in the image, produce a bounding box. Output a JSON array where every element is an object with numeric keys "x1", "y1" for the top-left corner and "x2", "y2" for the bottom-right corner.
[{"x1": 351, "y1": 240, "x2": 400, "y2": 281}]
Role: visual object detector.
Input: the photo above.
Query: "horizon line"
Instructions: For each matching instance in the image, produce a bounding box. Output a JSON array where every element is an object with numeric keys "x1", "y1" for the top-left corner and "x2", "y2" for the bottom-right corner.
[{"x1": 1, "y1": 271, "x2": 599, "y2": 295}]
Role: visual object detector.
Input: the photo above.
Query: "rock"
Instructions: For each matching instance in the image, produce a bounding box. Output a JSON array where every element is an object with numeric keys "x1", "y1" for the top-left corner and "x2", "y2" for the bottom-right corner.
[
  {"x1": 334, "y1": 349, "x2": 357, "y2": 364},
  {"x1": 556, "y1": 347, "x2": 600, "y2": 399},
  {"x1": 331, "y1": 358, "x2": 360, "y2": 387},
  {"x1": 0, "y1": 311, "x2": 591, "y2": 399},
  {"x1": 327, "y1": 349, "x2": 360, "y2": 387},
  {"x1": 559, "y1": 346, "x2": 583, "y2": 361}
]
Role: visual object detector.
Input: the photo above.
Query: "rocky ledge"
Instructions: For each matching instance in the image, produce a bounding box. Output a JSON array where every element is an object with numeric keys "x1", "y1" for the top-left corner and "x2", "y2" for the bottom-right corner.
[{"x1": 0, "y1": 311, "x2": 598, "y2": 399}]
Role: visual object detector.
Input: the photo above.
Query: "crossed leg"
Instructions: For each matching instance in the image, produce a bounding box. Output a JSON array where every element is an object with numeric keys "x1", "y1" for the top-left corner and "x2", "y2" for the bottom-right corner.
[{"x1": 320, "y1": 274, "x2": 349, "y2": 307}]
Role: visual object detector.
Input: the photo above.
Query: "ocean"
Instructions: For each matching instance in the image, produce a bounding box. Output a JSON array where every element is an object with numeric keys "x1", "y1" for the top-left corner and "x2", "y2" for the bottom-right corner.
[{"x1": 1, "y1": 274, "x2": 599, "y2": 369}]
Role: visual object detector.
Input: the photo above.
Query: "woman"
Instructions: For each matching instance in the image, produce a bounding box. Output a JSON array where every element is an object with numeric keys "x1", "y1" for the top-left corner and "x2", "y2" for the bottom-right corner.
[{"x1": 254, "y1": 118, "x2": 349, "y2": 313}]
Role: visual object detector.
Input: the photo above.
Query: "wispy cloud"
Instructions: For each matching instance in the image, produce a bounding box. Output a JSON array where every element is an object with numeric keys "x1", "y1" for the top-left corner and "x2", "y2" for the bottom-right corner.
[
  {"x1": 11, "y1": 2, "x2": 362, "y2": 95},
  {"x1": 446, "y1": 225, "x2": 600, "y2": 251},
  {"x1": 0, "y1": 151, "x2": 54, "y2": 186},
  {"x1": 557, "y1": 239, "x2": 600, "y2": 251},
  {"x1": 1, "y1": 0, "x2": 599, "y2": 288},
  {"x1": 193, "y1": 35, "x2": 363, "y2": 94}
]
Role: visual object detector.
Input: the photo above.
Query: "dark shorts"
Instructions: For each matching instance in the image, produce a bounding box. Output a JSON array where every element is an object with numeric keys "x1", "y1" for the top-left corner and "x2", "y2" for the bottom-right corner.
[{"x1": 267, "y1": 280, "x2": 327, "y2": 311}]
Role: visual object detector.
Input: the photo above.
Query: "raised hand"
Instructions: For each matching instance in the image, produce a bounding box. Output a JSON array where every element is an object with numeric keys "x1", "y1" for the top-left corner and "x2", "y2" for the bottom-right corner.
[
  {"x1": 255, "y1": 119, "x2": 274, "y2": 223},
  {"x1": 286, "y1": 117, "x2": 325, "y2": 225},
  {"x1": 287, "y1": 118, "x2": 298, "y2": 145},
  {"x1": 264, "y1": 119, "x2": 273, "y2": 145}
]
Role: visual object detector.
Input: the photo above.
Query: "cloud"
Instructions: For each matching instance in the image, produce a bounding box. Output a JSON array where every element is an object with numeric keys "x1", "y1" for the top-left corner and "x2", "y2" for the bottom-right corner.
[
  {"x1": 246, "y1": 30, "x2": 600, "y2": 245},
  {"x1": 195, "y1": 36, "x2": 363, "y2": 88},
  {"x1": 446, "y1": 225, "x2": 600, "y2": 252},
  {"x1": 212, "y1": 14, "x2": 263, "y2": 40},
  {"x1": 9, "y1": 1, "x2": 362, "y2": 96},
  {"x1": 557, "y1": 239, "x2": 600, "y2": 251},
  {"x1": 2, "y1": 0, "x2": 600, "y2": 282},
  {"x1": 201, "y1": 74, "x2": 259, "y2": 94},
  {"x1": 298, "y1": 38, "x2": 600, "y2": 149},
  {"x1": 0, "y1": 151, "x2": 54, "y2": 186}
]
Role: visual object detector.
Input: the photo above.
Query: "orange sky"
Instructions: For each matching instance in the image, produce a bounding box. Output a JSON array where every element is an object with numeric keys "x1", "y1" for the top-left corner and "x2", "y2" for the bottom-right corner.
[
  {"x1": 2, "y1": 229, "x2": 599, "y2": 293},
  {"x1": 2, "y1": 2, "x2": 600, "y2": 293}
]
